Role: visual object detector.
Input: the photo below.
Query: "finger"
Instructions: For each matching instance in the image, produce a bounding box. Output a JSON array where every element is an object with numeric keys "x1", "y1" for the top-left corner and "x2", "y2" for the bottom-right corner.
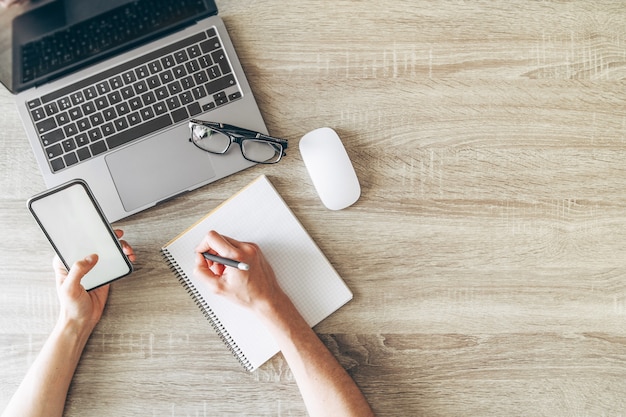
[
  {"x1": 194, "y1": 252, "x2": 221, "y2": 280},
  {"x1": 53, "y1": 255, "x2": 68, "y2": 286},
  {"x1": 219, "y1": 234, "x2": 248, "y2": 248},
  {"x1": 119, "y1": 239, "x2": 136, "y2": 262},
  {"x1": 53, "y1": 255, "x2": 66, "y2": 272},
  {"x1": 64, "y1": 254, "x2": 99, "y2": 294},
  {"x1": 114, "y1": 229, "x2": 136, "y2": 262},
  {"x1": 195, "y1": 230, "x2": 239, "y2": 257}
]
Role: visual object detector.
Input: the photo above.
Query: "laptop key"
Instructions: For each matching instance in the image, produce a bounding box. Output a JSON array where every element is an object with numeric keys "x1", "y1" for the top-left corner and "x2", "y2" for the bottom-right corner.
[
  {"x1": 179, "y1": 91, "x2": 193, "y2": 105},
  {"x1": 148, "y1": 60, "x2": 162, "y2": 74},
  {"x1": 64, "y1": 152, "x2": 79, "y2": 167},
  {"x1": 63, "y1": 123, "x2": 78, "y2": 137},
  {"x1": 36, "y1": 117, "x2": 57, "y2": 133},
  {"x1": 200, "y1": 38, "x2": 220, "y2": 54},
  {"x1": 153, "y1": 102, "x2": 167, "y2": 115},
  {"x1": 187, "y1": 45, "x2": 201, "y2": 59},
  {"x1": 45, "y1": 143, "x2": 63, "y2": 159},
  {"x1": 96, "y1": 81, "x2": 111, "y2": 95},
  {"x1": 84, "y1": 87, "x2": 97, "y2": 100},
  {"x1": 122, "y1": 70, "x2": 137, "y2": 85},
  {"x1": 135, "y1": 65, "x2": 149, "y2": 79},
  {"x1": 82, "y1": 102, "x2": 96, "y2": 115},
  {"x1": 95, "y1": 97, "x2": 109, "y2": 110},
  {"x1": 70, "y1": 91, "x2": 85, "y2": 105},
  {"x1": 155, "y1": 86, "x2": 169, "y2": 100},
  {"x1": 211, "y1": 49, "x2": 231, "y2": 75},
  {"x1": 185, "y1": 59, "x2": 199, "y2": 74},
  {"x1": 50, "y1": 157, "x2": 65, "y2": 172},
  {"x1": 110, "y1": 76, "x2": 123, "y2": 89},
  {"x1": 229, "y1": 91, "x2": 242, "y2": 101},
  {"x1": 192, "y1": 85, "x2": 206, "y2": 100},
  {"x1": 69, "y1": 107, "x2": 83, "y2": 120},
  {"x1": 187, "y1": 102, "x2": 201, "y2": 116},
  {"x1": 62, "y1": 138, "x2": 76, "y2": 152},
  {"x1": 90, "y1": 140, "x2": 108, "y2": 156},
  {"x1": 214, "y1": 92, "x2": 228, "y2": 107},
  {"x1": 174, "y1": 50, "x2": 188, "y2": 64},
  {"x1": 116, "y1": 102, "x2": 131, "y2": 116},
  {"x1": 88, "y1": 128, "x2": 103, "y2": 142},
  {"x1": 168, "y1": 81, "x2": 182, "y2": 95},
  {"x1": 108, "y1": 91, "x2": 123, "y2": 105},
  {"x1": 31, "y1": 107, "x2": 47, "y2": 121},
  {"x1": 75, "y1": 133, "x2": 89, "y2": 147},
  {"x1": 147, "y1": 75, "x2": 161, "y2": 89},
  {"x1": 172, "y1": 65, "x2": 187, "y2": 78},
  {"x1": 171, "y1": 107, "x2": 188, "y2": 123},
  {"x1": 103, "y1": 108, "x2": 117, "y2": 121},
  {"x1": 140, "y1": 107, "x2": 155, "y2": 121},
  {"x1": 198, "y1": 55, "x2": 212, "y2": 68},
  {"x1": 102, "y1": 123, "x2": 116, "y2": 136},
  {"x1": 114, "y1": 118, "x2": 129, "y2": 131},
  {"x1": 28, "y1": 98, "x2": 42, "y2": 109},
  {"x1": 44, "y1": 102, "x2": 59, "y2": 117},
  {"x1": 120, "y1": 86, "x2": 135, "y2": 99},
  {"x1": 77, "y1": 147, "x2": 91, "y2": 161},
  {"x1": 194, "y1": 70, "x2": 209, "y2": 84},
  {"x1": 128, "y1": 112, "x2": 141, "y2": 126},
  {"x1": 133, "y1": 80, "x2": 148, "y2": 95},
  {"x1": 56, "y1": 112, "x2": 70, "y2": 125},
  {"x1": 90, "y1": 113, "x2": 104, "y2": 126},
  {"x1": 166, "y1": 97, "x2": 181, "y2": 110},
  {"x1": 41, "y1": 128, "x2": 65, "y2": 146},
  {"x1": 161, "y1": 55, "x2": 175, "y2": 69},
  {"x1": 205, "y1": 74, "x2": 236, "y2": 95},
  {"x1": 207, "y1": 66, "x2": 221, "y2": 80},
  {"x1": 58, "y1": 97, "x2": 72, "y2": 110}
]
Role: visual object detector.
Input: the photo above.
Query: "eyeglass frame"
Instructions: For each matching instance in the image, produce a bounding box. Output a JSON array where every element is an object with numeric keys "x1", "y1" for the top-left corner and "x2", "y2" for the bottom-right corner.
[{"x1": 188, "y1": 119, "x2": 288, "y2": 164}]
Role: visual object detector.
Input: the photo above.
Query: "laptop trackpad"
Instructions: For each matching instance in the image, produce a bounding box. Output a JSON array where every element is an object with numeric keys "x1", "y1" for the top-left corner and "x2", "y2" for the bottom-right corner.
[{"x1": 106, "y1": 129, "x2": 216, "y2": 212}]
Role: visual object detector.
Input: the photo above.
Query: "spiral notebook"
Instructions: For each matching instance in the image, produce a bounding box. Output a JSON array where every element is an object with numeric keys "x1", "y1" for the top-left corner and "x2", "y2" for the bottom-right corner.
[{"x1": 161, "y1": 175, "x2": 353, "y2": 371}]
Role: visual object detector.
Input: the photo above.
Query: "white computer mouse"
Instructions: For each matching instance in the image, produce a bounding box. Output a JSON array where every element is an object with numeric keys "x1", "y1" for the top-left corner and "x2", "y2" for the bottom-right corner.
[{"x1": 299, "y1": 127, "x2": 361, "y2": 210}]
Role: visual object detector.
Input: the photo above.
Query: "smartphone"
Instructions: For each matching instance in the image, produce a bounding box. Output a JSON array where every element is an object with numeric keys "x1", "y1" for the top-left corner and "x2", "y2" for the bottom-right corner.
[{"x1": 27, "y1": 179, "x2": 133, "y2": 291}]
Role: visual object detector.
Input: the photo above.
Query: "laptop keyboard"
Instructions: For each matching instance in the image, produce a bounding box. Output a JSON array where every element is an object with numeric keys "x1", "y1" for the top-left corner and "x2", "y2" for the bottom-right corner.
[{"x1": 27, "y1": 27, "x2": 242, "y2": 173}]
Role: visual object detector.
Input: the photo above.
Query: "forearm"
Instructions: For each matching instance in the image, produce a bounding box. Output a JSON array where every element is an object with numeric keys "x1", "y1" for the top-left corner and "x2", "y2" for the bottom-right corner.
[
  {"x1": 257, "y1": 293, "x2": 375, "y2": 417},
  {"x1": 2, "y1": 319, "x2": 92, "y2": 417}
]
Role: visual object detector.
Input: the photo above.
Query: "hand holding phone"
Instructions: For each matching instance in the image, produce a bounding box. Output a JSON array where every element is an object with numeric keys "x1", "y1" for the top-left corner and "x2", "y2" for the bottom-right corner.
[{"x1": 28, "y1": 180, "x2": 133, "y2": 291}]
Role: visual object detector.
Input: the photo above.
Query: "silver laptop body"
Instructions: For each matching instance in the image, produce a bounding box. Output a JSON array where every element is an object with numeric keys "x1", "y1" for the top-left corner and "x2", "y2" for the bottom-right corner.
[{"x1": 13, "y1": 9, "x2": 265, "y2": 222}]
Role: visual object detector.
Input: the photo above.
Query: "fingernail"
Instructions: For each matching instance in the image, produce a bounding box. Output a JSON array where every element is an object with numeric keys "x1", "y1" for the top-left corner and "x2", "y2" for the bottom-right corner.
[{"x1": 85, "y1": 254, "x2": 97, "y2": 264}]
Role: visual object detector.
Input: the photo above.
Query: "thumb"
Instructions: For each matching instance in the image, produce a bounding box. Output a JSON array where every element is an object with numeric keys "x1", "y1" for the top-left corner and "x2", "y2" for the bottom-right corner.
[{"x1": 64, "y1": 254, "x2": 99, "y2": 293}]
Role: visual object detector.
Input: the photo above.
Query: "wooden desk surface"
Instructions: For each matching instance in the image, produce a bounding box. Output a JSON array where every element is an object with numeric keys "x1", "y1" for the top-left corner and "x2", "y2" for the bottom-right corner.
[{"x1": 2, "y1": 1, "x2": 626, "y2": 415}]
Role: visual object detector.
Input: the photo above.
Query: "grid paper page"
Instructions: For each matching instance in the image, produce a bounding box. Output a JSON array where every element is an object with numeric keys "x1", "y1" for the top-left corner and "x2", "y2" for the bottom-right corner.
[{"x1": 162, "y1": 175, "x2": 353, "y2": 371}]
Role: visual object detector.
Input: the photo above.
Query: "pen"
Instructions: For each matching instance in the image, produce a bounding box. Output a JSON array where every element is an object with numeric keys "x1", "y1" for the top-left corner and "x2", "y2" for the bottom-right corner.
[{"x1": 202, "y1": 252, "x2": 250, "y2": 271}]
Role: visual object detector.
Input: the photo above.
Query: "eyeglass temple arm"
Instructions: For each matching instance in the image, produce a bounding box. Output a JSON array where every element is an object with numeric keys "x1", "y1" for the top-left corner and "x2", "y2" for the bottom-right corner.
[{"x1": 190, "y1": 120, "x2": 287, "y2": 145}]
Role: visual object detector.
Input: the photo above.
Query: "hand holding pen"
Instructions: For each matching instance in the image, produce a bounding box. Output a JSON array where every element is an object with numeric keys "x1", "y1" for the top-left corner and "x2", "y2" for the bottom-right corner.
[{"x1": 193, "y1": 230, "x2": 286, "y2": 312}]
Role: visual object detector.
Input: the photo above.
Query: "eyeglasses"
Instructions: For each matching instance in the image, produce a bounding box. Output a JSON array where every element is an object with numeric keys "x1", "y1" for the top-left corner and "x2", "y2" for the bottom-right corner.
[{"x1": 189, "y1": 120, "x2": 288, "y2": 164}]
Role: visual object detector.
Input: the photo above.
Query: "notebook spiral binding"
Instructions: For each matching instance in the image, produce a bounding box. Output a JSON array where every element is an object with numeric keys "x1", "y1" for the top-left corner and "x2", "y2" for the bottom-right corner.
[{"x1": 161, "y1": 250, "x2": 254, "y2": 372}]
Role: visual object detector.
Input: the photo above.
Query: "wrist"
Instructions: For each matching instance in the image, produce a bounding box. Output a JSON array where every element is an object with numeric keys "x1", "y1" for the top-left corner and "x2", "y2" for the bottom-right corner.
[
  {"x1": 55, "y1": 314, "x2": 96, "y2": 346},
  {"x1": 253, "y1": 290, "x2": 303, "y2": 330}
]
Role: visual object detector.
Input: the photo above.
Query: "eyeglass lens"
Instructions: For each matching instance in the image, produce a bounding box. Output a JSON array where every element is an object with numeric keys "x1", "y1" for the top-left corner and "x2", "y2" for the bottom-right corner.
[{"x1": 191, "y1": 125, "x2": 283, "y2": 163}]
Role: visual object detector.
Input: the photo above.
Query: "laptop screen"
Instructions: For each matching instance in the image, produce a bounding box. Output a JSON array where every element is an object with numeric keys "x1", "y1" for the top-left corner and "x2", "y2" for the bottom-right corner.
[{"x1": 0, "y1": 0, "x2": 216, "y2": 94}]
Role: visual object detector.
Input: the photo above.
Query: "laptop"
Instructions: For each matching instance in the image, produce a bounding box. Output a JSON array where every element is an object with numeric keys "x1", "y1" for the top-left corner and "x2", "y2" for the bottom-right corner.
[{"x1": 1, "y1": 0, "x2": 267, "y2": 222}]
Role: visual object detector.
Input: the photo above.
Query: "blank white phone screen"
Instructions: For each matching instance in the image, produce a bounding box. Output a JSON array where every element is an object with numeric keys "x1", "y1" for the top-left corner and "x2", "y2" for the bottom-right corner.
[{"x1": 29, "y1": 182, "x2": 131, "y2": 290}]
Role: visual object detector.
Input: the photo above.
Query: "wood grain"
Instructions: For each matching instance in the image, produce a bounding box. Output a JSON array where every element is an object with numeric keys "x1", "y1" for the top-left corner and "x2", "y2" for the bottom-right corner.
[{"x1": 1, "y1": 1, "x2": 626, "y2": 416}]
